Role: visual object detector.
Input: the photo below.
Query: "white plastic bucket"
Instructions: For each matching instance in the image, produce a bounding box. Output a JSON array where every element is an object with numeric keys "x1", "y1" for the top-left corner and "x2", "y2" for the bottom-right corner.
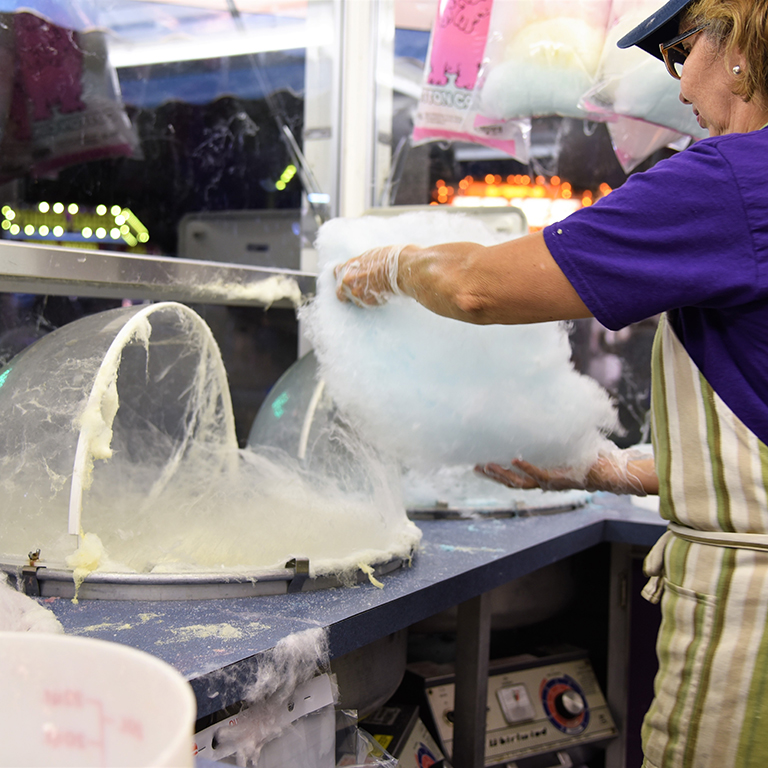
[{"x1": 0, "y1": 632, "x2": 196, "y2": 767}]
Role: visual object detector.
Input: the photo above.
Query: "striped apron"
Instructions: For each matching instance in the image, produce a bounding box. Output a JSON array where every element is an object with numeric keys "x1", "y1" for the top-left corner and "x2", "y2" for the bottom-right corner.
[{"x1": 641, "y1": 313, "x2": 768, "y2": 768}]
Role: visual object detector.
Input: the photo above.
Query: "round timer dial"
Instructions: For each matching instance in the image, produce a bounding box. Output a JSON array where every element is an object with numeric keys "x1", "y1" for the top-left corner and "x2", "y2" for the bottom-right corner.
[{"x1": 540, "y1": 675, "x2": 589, "y2": 734}]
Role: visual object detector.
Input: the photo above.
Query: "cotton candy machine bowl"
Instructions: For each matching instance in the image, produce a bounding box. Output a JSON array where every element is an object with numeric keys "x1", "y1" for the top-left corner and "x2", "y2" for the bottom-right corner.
[{"x1": 0, "y1": 303, "x2": 419, "y2": 599}]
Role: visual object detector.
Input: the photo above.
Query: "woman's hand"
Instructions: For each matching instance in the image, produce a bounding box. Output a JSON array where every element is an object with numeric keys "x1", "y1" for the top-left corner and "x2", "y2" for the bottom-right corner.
[
  {"x1": 334, "y1": 245, "x2": 407, "y2": 307},
  {"x1": 476, "y1": 450, "x2": 659, "y2": 497}
]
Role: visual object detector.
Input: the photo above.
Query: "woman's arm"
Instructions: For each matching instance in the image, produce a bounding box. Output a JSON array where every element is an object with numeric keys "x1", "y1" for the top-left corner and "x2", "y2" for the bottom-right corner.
[{"x1": 335, "y1": 231, "x2": 593, "y2": 325}]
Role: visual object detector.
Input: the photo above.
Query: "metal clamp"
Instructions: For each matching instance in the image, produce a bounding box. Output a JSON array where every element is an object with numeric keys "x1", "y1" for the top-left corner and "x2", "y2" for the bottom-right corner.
[
  {"x1": 20, "y1": 566, "x2": 43, "y2": 597},
  {"x1": 286, "y1": 558, "x2": 310, "y2": 593}
]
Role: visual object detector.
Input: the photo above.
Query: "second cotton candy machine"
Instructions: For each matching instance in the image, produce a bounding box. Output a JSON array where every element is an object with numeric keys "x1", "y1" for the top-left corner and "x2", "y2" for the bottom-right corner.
[
  {"x1": 249, "y1": 349, "x2": 592, "y2": 517},
  {"x1": 0, "y1": 302, "x2": 421, "y2": 600}
]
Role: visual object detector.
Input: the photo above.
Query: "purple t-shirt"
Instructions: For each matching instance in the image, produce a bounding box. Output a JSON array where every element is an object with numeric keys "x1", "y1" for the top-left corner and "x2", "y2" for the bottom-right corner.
[{"x1": 544, "y1": 128, "x2": 768, "y2": 444}]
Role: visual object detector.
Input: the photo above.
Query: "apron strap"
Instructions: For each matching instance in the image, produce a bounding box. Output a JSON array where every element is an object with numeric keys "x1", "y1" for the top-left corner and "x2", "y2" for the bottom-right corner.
[
  {"x1": 667, "y1": 522, "x2": 768, "y2": 552},
  {"x1": 642, "y1": 529, "x2": 673, "y2": 604},
  {"x1": 641, "y1": 523, "x2": 768, "y2": 604}
]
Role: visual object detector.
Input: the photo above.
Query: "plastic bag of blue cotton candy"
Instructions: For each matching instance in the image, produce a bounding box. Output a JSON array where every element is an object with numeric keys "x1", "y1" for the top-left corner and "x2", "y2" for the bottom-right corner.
[{"x1": 300, "y1": 210, "x2": 620, "y2": 482}]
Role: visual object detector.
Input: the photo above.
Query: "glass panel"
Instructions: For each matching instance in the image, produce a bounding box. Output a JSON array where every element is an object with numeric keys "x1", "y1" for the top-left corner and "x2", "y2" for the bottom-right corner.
[
  {"x1": 0, "y1": 0, "x2": 326, "y2": 442},
  {"x1": 0, "y1": 0, "x2": 313, "y2": 258}
]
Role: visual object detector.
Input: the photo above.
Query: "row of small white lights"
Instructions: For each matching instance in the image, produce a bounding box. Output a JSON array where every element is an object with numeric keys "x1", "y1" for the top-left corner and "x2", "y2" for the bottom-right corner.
[{"x1": 1, "y1": 203, "x2": 149, "y2": 243}]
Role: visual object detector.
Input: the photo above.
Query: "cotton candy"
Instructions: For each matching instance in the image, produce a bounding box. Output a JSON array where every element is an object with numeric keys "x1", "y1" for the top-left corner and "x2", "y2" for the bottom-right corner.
[
  {"x1": 480, "y1": 17, "x2": 605, "y2": 120},
  {"x1": 302, "y1": 211, "x2": 620, "y2": 475}
]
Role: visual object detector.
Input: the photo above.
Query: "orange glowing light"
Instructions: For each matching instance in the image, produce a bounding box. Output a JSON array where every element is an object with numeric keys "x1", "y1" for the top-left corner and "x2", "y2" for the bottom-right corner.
[
  {"x1": 535, "y1": 176, "x2": 545, "y2": 185},
  {"x1": 551, "y1": 176, "x2": 561, "y2": 186},
  {"x1": 562, "y1": 189, "x2": 572, "y2": 199}
]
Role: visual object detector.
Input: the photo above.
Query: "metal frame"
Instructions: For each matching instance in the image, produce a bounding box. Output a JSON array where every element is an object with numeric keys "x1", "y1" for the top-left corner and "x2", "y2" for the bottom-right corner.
[
  {"x1": 0, "y1": 240, "x2": 315, "y2": 306},
  {"x1": 0, "y1": 556, "x2": 407, "y2": 601}
]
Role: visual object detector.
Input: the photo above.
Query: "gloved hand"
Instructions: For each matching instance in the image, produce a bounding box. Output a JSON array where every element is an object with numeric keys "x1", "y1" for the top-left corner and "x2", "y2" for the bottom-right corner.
[
  {"x1": 475, "y1": 446, "x2": 657, "y2": 497},
  {"x1": 334, "y1": 244, "x2": 408, "y2": 307}
]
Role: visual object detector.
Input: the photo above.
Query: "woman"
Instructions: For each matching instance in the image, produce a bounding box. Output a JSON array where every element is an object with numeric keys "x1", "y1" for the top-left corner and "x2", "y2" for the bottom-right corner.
[{"x1": 336, "y1": 1, "x2": 768, "y2": 766}]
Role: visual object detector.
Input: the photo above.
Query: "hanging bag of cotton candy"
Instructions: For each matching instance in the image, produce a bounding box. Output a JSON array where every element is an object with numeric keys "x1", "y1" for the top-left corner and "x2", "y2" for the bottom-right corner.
[
  {"x1": 0, "y1": 3, "x2": 139, "y2": 183},
  {"x1": 474, "y1": 0, "x2": 612, "y2": 123},
  {"x1": 411, "y1": 0, "x2": 530, "y2": 164},
  {"x1": 579, "y1": 0, "x2": 708, "y2": 171},
  {"x1": 303, "y1": 210, "x2": 620, "y2": 479},
  {"x1": 0, "y1": 17, "x2": 14, "y2": 149}
]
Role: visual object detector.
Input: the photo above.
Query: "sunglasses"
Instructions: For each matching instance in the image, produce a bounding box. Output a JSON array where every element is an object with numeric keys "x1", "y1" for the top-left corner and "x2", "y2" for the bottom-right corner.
[{"x1": 659, "y1": 22, "x2": 710, "y2": 79}]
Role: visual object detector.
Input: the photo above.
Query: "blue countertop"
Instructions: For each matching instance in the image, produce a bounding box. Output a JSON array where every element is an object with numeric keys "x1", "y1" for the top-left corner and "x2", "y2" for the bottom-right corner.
[{"x1": 44, "y1": 495, "x2": 666, "y2": 718}]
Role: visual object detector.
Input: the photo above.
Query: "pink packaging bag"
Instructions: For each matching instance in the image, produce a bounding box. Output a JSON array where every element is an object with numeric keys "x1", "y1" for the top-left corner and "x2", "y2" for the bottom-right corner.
[
  {"x1": 412, "y1": 0, "x2": 529, "y2": 162},
  {"x1": 427, "y1": 0, "x2": 493, "y2": 91},
  {"x1": 0, "y1": 11, "x2": 138, "y2": 182}
]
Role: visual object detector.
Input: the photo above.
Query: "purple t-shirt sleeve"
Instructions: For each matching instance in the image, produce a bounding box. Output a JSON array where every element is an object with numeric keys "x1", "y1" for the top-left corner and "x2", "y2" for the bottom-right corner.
[{"x1": 543, "y1": 141, "x2": 758, "y2": 331}]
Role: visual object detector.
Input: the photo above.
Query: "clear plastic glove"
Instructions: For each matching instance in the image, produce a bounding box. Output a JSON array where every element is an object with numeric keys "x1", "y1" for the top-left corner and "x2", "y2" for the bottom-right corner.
[
  {"x1": 475, "y1": 447, "x2": 657, "y2": 497},
  {"x1": 334, "y1": 244, "x2": 407, "y2": 307}
]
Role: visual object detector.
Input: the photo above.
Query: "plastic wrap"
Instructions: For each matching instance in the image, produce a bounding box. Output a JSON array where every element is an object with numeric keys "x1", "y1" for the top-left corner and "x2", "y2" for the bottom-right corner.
[
  {"x1": 477, "y1": 0, "x2": 612, "y2": 121},
  {"x1": 607, "y1": 114, "x2": 690, "y2": 173}
]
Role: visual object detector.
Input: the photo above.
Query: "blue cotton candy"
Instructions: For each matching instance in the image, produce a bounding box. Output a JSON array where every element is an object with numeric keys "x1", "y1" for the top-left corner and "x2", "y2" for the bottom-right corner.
[{"x1": 301, "y1": 211, "x2": 619, "y2": 473}]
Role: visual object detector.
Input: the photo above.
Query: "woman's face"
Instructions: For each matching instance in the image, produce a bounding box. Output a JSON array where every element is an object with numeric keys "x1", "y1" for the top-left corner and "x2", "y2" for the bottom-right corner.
[{"x1": 678, "y1": 29, "x2": 759, "y2": 136}]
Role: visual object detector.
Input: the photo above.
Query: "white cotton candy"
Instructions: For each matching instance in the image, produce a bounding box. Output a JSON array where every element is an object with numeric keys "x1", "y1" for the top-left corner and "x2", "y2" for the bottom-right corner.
[
  {"x1": 213, "y1": 628, "x2": 335, "y2": 767},
  {"x1": 302, "y1": 211, "x2": 620, "y2": 475},
  {"x1": 0, "y1": 574, "x2": 63, "y2": 633},
  {"x1": 243, "y1": 627, "x2": 330, "y2": 705}
]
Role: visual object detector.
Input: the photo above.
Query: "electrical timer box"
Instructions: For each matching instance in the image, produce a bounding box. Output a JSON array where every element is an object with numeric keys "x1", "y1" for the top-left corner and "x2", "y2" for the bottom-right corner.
[{"x1": 408, "y1": 647, "x2": 617, "y2": 766}]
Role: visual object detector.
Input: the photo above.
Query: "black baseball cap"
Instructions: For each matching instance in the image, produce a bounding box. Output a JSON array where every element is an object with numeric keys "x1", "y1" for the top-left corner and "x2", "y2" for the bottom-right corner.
[{"x1": 617, "y1": 0, "x2": 697, "y2": 60}]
